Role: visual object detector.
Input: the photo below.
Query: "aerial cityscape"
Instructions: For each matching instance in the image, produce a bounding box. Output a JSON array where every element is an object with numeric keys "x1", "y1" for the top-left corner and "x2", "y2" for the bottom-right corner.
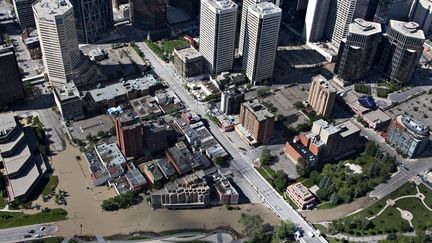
[{"x1": 1, "y1": 0, "x2": 432, "y2": 242}]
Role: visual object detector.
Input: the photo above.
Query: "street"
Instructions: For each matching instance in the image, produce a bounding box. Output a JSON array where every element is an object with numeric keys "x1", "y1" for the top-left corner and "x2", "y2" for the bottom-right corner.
[
  {"x1": 136, "y1": 41, "x2": 326, "y2": 243},
  {"x1": 0, "y1": 224, "x2": 58, "y2": 243}
]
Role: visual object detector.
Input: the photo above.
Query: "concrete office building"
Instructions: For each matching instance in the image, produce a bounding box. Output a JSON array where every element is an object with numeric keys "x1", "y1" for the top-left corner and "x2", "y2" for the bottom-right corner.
[
  {"x1": 199, "y1": 0, "x2": 237, "y2": 73},
  {"x1": 410, "y1": 0, "x2": 432, "y2": 35},
  {"x1": 71, "y1": 0, "x2": 114, "y2": 43},
  {"x1": 377, "y1": 20, "x2": 425, "y2": 84},
  {"x1": 33, "y1": 0, "x2": 91, "y2": 86},
  {"x1": 383, "y1": 114, "x2": 430, "y2": 158},
  {"x1": 130, "y1": 0, "x2": 167, "y2": 30},
  {"x1": 12, "y1": 0, "x2": 36, "y2": 29},
  {"x1": 334, "y1": 19, "x2": 382, "y2": 81},
  {"x1": 1, "y1": 113, "x2": 48, "y2": 202},
  {"x1": 303, "y1": 0, "x2": 330, "y2": 42},
  {"x1": 220, "y1": 88, "x2": 244, "y2": 115},
  {"x1": 53, "y1": 83, "x2": 85, "y2": 121},
  {"x1": 0, "y1": 46, "x2": 26, "y2": 106},
  {"x1": 375, "y1": 0, "x2": 415, "y2": 24},
  {"x1": 173, "y1": 47, "x2": 203, "y2": 78},
  {"x1": 307, "y1": 75, "x2": 337, "y2": 117},
  {"x1": 236, "y1": 99, "x2": 275, "y2": 145},
  {"x1": 239, "y1": 0, "x2": 262, "y2": 56},
  {"x1": 324, "y1": 0, "x2": 370, "y2": 47},
  {"x1": 242, "y1": 2, "x2": 281, "y2": 84}
]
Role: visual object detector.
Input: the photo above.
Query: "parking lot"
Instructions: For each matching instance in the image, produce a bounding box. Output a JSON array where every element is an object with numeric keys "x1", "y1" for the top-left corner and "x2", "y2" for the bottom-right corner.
[
  {"x1": 69, "y1": 115, "x2": 114, "y2": 140},
  {"x1": 262, "y1": 85, "x2": 309, "y2": 128},
  {"x1": 385, "y1": 93, "x2": 432, "y2": 128}
]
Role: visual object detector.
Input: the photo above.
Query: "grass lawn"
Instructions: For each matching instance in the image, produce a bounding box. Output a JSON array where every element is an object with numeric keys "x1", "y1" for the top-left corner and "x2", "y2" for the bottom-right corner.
[
  {"x1": 42, "y1": 176, "x2": 59, "y2": 197},
  {"x1": 161, "y1": 38, "x2": 189, "y2": 53},
  {"x1": 32, "y1": 237, "x2": 65, "y2": 243},
  {"x1": 346, "y1": 154, "x2": 383, "y2": 172},
  {"x1": 343, "y1": 182, "x2": 432, "y2": 235},
  {"x1": 316, "y1": 202, "x2": 337, "y2": 210},
  {"x1": 297, "y1": 178, "x2": 315, "y2": 188},
  {"x1": 256, "y1": 166, "x2": 277, "y2": 184},
  {"x1": 0, "y1": 208, "x2": 67, "y2": 229}
]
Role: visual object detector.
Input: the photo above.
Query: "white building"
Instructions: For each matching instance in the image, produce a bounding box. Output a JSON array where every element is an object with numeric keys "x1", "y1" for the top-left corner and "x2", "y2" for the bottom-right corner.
[
  {"x1": 303, "y1": 0, "x2": 330, "y2": 42},
  {"x1": 242, "y1": 2, "x2": 281, "y2": 84},
  {"x1": 199, "y1": 0, "x2": 237, "y2": 74},
  {"x1": 324, "y1": 0, "x2": 370, "y2": 47},
  {"x1": 33, "y1": 0, "x2": 89, "y2": 86},
  {"x1": 410, "y1": 0, "x2": 432, "y2": 35}
]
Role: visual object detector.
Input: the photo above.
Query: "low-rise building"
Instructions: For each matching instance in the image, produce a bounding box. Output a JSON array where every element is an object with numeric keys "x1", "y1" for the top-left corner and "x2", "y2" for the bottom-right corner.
[
  {"x1": 221, "y1": 88, "x2": 244, "y2": 115},
  {"x1": 213, "y1": 172, "x2": 239, "y2": 204},
  {"x1": 53, "y1": 83, "x2": 85, "y2": 121},
  {"x1": 284, "y1": 119, "x2": 362, "y2": 166},
  {"x1": 84, "y1": 149, "x2": 124, "y2": 186},
  {"x1": 173, "y1": 46, "x2": 202, "y2": 78},
  {"x1": 181, "y1": 111, "x2": 200, "y2": 125},
  {"x1": 125, "y1": 163, "x2": 147, "y2": 192},
  {"x1": 383, "y1": 114, "x2": 430, "y2": 158},
  {"x1": 142, "y1": 161, "x2": 164, "y2": 185},
  {"x1": 150, "y1": 170, "x2": 210, "y2": 209},
  {"x1": 88, "y1": 48, "x2": 108, "y2": 61},
  {"x1": 165, "y1": 142, "x2": 194, "y2": 175},
  {"x1": 95, "y1": 143, "x2": 128, "y2": 168},
  {"x1": 286, "y1": 182, "x2": 315, "y2": 209},
  {"x1": 0, "y1": 113, "x2": 48, "y2": 202},
  {"x1": 155, "y1": 158, "x2": 177, "y2": 179},
  {"x1": 210, "y1": 72, "x2": 245, "y2": 89}
]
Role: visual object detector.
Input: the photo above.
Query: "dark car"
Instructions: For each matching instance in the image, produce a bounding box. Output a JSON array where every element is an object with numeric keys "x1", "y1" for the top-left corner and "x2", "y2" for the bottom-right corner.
[
  {"x1": 24, "y1": 235, "x2": 32, "y2": 238},
  {"x1": 27, "y1": 230, "x2": 35, "y2": 234}
]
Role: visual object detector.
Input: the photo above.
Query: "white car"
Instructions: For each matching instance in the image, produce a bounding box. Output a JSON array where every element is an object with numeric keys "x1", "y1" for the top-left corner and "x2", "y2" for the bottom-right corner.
[
  {"x1": 34, "y1": 234, "x2": 42, "y2": 238},
  {"x1": 39, "y1": 226, "x2": 45, "y2": 231}
]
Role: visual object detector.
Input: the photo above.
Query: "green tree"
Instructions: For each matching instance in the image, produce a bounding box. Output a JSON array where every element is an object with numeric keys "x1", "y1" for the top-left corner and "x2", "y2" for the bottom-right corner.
[
  {"x1": 238, "y1": 213, "x2": 266, "y2": 242},
  {"x1": 274, "y1": 220, "x2": 296, "y2": 240},
  {"x1": 296, "y1": 157, "x2": 309, "y2": 177},
  {"x1": 273, "y1": 170, "x2": 288, "y2": 192},
  {"x1": 260, "y1": 149, "x2": 271, "y2": 165},
  {"x1": 316, "y1": 188, "x2": 330, "y2": 201},
  {"x1": 215, "y1": 157, "x2": 225, "y2": 166}
]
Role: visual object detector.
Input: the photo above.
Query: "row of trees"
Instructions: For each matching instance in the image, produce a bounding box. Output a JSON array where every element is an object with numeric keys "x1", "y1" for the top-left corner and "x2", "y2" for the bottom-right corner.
[{"x1": 239, "y1": 213, "x2": 296, "y2": 243}]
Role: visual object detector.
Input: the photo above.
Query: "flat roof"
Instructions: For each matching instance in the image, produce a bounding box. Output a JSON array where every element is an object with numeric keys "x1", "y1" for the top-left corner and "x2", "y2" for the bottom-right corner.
[
  {"x1": 0, "y1": 113, "x2": 17, "y2": 137},
  {"x1": 88, "y1": 83, "x2": 126, "y2": 103},
  {"x1": 389, "y1": 20, "x2": 425, "y2": 39},
  {"x1": 33, "y1": 0, "x2": 73, "y2": 16},
  {"x1": 312, "y1": 75, "x2": 336, "y2": 93},
  {"x1": 203, "y1": 0, "x2": 237, "y2": 11},
  {"x1": 335, "y1": 120, "x2": 360, "y2": 138},
  {"x1": 9, "y1": 154, "x2": 46, "y2": 199},
  {"x1": 126, "y1": 168, "x2": 147, "y2": 186},
  {"x1": 3, "y1": 142, "x2": 33, "y2": 176},
  {"x1": 156, "y1": 159, "x2": 176, "y2": 178},
  {"x1": 242, "y1": 99, "x2": 274, "y2": 122},
  {"x1": 174, "y1": 47, "x2": 202, "y2": 62},
  {"x1": 55, "y1": 83, "x2": 80, "y2": 101},
  {"x1": 249, "y1": 1, "x2": 281, "y2": 17},
  {"x1": 288, "y1": 182, "x2": 313, "y2": 200},
  {"x1": 95, "y1": 143, "x2": 126, "y2": 166},
  {"x1": 363, "y1": 109, "x2": 391, "y2": 123},
  {"x1": 349, "y1": 18, "x2": 381, "y2": 36},
  {"x1": 146, "y1": 162, "x2": 164, "y2": 181}
]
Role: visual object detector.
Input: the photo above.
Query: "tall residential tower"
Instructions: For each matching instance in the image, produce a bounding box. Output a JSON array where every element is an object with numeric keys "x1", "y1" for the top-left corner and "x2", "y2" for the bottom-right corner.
[
  {"x1": 242, "y1": 1, "x2": 281, "y2": 84},
  {"x1": 199, "y1": 0, "x2": 237, "y2": 73}
]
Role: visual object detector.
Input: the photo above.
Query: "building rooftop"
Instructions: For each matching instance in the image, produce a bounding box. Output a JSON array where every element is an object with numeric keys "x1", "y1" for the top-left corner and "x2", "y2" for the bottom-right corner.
[
  {"x1": 399, "y1": 114, "x2": 429, "y2": 136},
  {"x1": 174, "y1": 46, "x2": 201, "y2": 63},
  {"x1": 95, "y1": 143, "x2": 127, "y2": 167},
  {"x1": 242, "y1": 99, "x2": 274, "y2": 122},
  {"x1": 312, "y1": 75, "x2": 336, "y2": 93},
  {"x1": 363, "y1": 109, "x2": 391, "y2": 124},
  {"x1": 390, "y1": 20, "x2": 425, "y2": 39},
  {"x1": 349, "y1": 18, "x2": 382, "y2": 35},
  {"x1": 88, "y1": 83, "x2": 126, "y2": 103},
  {"x1": 54, "y1": 83, "x2": 80, "y2": 101},
  {"x1": 335, "y1": 120, "x2": 360, "y2": 138},
  {"x1": 125, "y1": 168, "x2": 147, "y2": 187},
  {"x1": 0, "y1": 113, "x2": 17, "y2": 138},
  {"x1": 204, "y1": 0, "x2": 237, "y2": 11},
  {"x1": 155, "y1": 159, "x2": 176, "y2": 178},
  {"x1": 123, "y1": 74, "x2": 161, "y2": 93},
  {"x1": 33, "y1": 0, "x2": 73, "y2": 16},
  {"x1": 287, "y1": 182, "x2": 313, "y2": 200},
  {"x1": 8, "y1": 154, "x2": 46, "y2": 199},
  {"x1": 167, "y1": 142, "x2": 193, "y2": 175},
  {"x1": 249, "y1": 1, "x2": 281, "y2": 17},
  {"x1": 145, "y1": 162, "x2": 164, "y2": 181}
]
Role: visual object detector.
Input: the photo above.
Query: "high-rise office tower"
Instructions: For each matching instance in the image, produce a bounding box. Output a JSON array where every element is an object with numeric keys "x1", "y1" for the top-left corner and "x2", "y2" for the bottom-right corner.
[
  {"x1": 375, "y1": 0, "x2": 415, "y2": 24},
  {"x1": 242, "y1": 2, "x2": 281, "y2": 84},
  {"x1": 377, "y1": 20, "x2": 424, "y2": 84},
  {"x1": 0, "y1": 46, "x2": 26, "y2": 105},
  {"x1": 307, "y1": 75, "x2": 336, "y2": 117},
  {"x1": 303, "y1": 0, "x2": 330, "y2": 42},
  {"x1": 410, "y1": 0, "x2": 432, "y2": 35},
  {"x1": 33, "y1": 0, "x2": 80, "y2": 85},
  {"x1": 130, "y1": 0, "x2": 167, "y2": 30},
  {"x1": 71, "y1": 0, "x2": 114, "y2": 43},
  {"x1": 334, "y1": 19, "x2": 381, "y2": 81},
  {"x1": 324, "y1": 0, "x2": 370, "y2": 47},
  {"x1": 199, "y1": 0, "x2": 237, "y2": 74},
  {"x1": 12, "y1": 0, "x2": 36, "y2": 29}
]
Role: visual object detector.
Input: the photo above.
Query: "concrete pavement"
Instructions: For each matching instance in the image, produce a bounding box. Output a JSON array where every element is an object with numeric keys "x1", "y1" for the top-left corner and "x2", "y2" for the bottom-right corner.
[
  {"x1": 137, "y1": 42, "x2": 326, "y2": 243},
  {"x1": 0, "y1": 224, "x2": 58, "y2": 243}
]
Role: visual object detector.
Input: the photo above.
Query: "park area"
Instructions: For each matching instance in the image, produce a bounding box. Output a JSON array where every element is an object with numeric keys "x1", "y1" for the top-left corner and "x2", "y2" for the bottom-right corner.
[
  {"x1": 331, "y1": 182, "x2": 432, "y2": 236},
  {"x1": 0, "y1": 208, "x2": 67, "y2": 229},
  {"x1": 145, "y1": 37, "x2": 190, "y2": 61}
]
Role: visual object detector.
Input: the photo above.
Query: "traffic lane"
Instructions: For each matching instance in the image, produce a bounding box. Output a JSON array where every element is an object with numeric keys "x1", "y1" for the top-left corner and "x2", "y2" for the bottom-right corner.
[{"x1": 0, "y1": 224, "x2": 58, "y2": 243}]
